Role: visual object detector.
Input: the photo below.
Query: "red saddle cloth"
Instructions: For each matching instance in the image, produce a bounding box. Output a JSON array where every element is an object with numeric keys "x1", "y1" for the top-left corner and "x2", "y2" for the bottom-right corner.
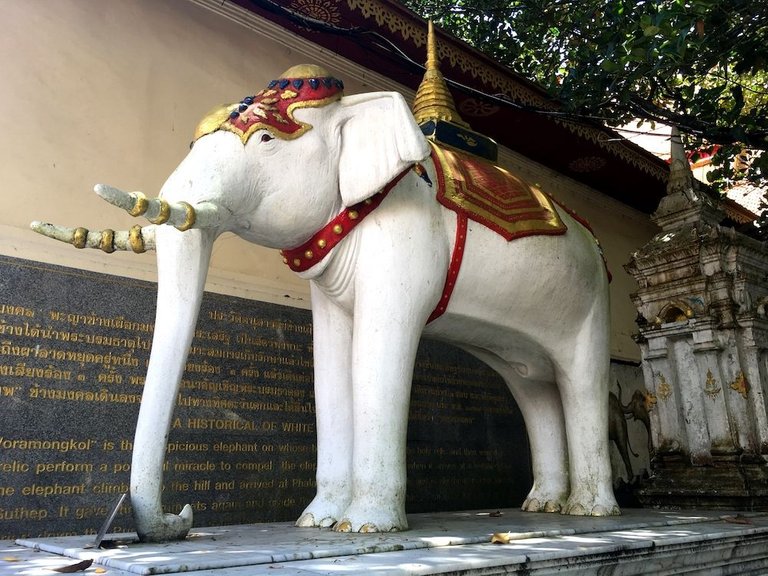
[{"x1": 430, "y1": 143, "x2": 567, "y2": 240}]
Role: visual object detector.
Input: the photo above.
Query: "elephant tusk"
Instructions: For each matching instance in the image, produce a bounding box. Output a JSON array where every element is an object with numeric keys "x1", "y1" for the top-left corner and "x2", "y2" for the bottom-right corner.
[
  {"x1": 94, "y1": 184, "x2": 221, "y2": 231},
  {"x1": 30, "y1": 221, "x2": 157, "y2": 253}
]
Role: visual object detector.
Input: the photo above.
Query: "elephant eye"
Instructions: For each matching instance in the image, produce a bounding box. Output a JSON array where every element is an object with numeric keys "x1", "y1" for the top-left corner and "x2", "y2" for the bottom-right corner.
[{"x1": 260, "y1": 133, "x2": 275, "y2": 143}]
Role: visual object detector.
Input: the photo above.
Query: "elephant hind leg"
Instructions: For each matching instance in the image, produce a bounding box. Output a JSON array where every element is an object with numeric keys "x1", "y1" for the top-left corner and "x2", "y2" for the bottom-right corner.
[
  {"x1": 508, "y1": 377, "x2": 569, "y2": 513},
  {"x1": 555, "y1": 334, "x2": 619, "y2": 516},
  {"x1": 464, "y1": 348, "x2": 569, "y2": 514}
]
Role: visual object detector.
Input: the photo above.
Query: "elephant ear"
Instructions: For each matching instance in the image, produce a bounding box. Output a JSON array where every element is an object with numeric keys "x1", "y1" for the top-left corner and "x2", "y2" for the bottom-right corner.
[{"x1": 337, "y1": 92, "x2": 430, "y2": 207}]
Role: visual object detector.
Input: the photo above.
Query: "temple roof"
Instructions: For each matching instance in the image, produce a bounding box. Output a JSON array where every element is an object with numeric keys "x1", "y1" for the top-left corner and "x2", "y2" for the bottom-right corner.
[{"x1": 233, "y1": 0, "x2": 670, "y2": 214}]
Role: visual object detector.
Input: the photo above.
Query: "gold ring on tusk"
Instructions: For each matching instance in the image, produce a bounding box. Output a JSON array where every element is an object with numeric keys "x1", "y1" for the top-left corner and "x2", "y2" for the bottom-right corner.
[
  {"x1": 73, "y1": 227, "x2": 89, "y2": 249},
  {"x1": 148, "y1": 199, "x2": 171, "y2": 224},
  {"x1": 129, "y1": 192, "x2": 149, "y2": 217},
  {"x1": 175, "y1": 201, "x2": 197, "y2": 231},
  {"x1": 128, "y1": 225, "x2": 145, "y2": 253},
  {"x1": 99, "y1": 229, "x2": 115, "y2": 253}
]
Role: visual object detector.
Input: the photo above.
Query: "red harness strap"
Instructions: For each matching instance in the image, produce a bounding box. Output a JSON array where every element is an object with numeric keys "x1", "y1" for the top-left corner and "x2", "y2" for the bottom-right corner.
[
  {"x1": 426, "y1": 212, "x2": 467, "y2": 324},
  {"x1": 280, "y1": 168, "x2": 411, "y2": 273},
  {"x1": 280, "y1": 164, "x2": 467, "y2": 324}
]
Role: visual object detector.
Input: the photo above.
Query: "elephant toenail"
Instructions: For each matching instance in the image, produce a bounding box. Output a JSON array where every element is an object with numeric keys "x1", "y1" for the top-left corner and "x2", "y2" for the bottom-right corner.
[
  {"x1": 566, "y1": 503, "x2": 587, "y2": 515},
  {"x1": 524, "y1": 498, "x2": 540, "y2": 512},
  {"x1": 334, "y1": 519, "x2": 352, "y2": 532},
  {"x1": 295, "y1": 513, "x2": 316, "y2": 527}
]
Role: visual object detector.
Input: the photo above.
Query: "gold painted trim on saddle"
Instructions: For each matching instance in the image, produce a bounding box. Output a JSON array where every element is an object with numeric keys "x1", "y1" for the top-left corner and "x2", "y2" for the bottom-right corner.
[{"x1": 430, "y1": 142, "x2": 567, "y2": 241}]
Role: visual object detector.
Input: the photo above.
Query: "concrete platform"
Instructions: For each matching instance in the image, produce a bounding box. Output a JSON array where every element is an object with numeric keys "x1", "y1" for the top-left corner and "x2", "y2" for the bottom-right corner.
[{"x1": 5, "y1": 508, "x2": 768, "y2": 575}]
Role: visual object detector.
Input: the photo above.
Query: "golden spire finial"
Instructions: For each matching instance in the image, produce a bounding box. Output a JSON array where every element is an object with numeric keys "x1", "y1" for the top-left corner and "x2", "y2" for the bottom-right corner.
[
  {"x1": 412, "y1": 21, "x2": 469, "y2": 127},
  {"x1": 426, "y1": 19, "x2": 438, "y2": 70}
]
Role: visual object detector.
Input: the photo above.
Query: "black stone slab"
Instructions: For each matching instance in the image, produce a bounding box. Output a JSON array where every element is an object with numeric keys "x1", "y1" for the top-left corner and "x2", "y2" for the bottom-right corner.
[{"x1": 0, "y1": 255, "x2": 530, "y2": 539}]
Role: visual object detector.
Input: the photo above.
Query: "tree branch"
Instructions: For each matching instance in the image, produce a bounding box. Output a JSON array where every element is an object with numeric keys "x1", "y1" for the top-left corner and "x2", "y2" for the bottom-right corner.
[{"x1": 627, "y1": 96, "x2": 768, "y2": 149}]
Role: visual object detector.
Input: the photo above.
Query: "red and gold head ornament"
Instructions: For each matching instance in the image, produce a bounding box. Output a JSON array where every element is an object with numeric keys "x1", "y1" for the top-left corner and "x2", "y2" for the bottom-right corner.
[{"x1": 193, "y1": 64, "x2": 344, "y2": 144}]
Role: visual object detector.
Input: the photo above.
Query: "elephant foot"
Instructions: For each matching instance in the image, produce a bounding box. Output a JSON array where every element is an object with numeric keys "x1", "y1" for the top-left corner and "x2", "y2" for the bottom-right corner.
[
  {"x1": 296, "y1": 511, "x2": 336, "y2": 528},
  {"x1": 521, "y1": 497, "x2": 563, "y2": 513},
  {"x1": 334, "y1": 520, "x2": 385, "y2": 533},
  {"x1": 562, "y1": 502, "x2": 620, "y2": 516},
  {"x1": 562, "y1": 492, "x2": 620, "y2": 517},
  {"x1": 135, "y1": 505, "x2": 193, "y2": 542},
  {"x1": 331, "y1": 502, "x2": 407, "y2": 533},
  {"x1": 295, "y1": 493, "x2": 349, "y2": 528},
  {"x1": 521, "y1": 486, "x2": 567, "y2": 514}
]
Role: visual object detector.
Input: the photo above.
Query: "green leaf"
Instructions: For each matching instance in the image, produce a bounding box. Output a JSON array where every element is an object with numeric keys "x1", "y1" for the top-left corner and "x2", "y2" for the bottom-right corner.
[
  {"x1": 643, "y1": 25, "x2": 660, "y2": 36},
  {"x1": 401, "y1": 0, "x2": 768, "y2": 162}
]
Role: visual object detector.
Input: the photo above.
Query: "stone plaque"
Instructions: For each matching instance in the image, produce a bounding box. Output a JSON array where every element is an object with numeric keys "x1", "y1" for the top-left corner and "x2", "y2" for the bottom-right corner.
[{"x1": 0, "y1": 256, "x2": 529, "y2": 539}]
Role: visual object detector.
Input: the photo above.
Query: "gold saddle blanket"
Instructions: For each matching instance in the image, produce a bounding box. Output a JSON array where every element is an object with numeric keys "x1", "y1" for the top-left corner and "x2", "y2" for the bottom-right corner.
[{"x1": 430, "y1": 143, "x2": 567, "y2": 240}]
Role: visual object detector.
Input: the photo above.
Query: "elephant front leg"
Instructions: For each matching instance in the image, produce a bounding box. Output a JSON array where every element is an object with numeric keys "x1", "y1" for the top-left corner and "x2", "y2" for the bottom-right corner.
[
  {"x1": 296, "y1": 284, "x2": 354, "y2": 528},
  {"x1": 334, "y1": 310, "x2": 423, "y2": 533}
]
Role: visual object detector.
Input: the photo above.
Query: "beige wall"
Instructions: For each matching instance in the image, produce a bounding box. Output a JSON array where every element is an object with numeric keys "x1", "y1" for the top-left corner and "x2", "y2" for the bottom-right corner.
[{"x1": 0, "y1": 0, "x2": 657, "y2": 361}]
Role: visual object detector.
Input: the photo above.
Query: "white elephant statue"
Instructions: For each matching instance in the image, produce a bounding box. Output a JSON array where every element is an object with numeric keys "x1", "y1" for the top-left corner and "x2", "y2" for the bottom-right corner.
[{"x1": 33, "y1": 64, "x2": 618, "y2": 542}]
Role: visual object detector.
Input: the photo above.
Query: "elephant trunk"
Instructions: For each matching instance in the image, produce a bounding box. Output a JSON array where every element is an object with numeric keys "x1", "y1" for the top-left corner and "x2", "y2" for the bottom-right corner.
[
  {"x1": 31, "y1": 179, "x2": 225, "y2": 540},
  {"x1": 130, "y1": 225, "x2": 216, "y2": 542}
]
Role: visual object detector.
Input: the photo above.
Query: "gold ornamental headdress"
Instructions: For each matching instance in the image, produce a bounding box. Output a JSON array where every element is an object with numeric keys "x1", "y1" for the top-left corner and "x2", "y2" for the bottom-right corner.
[{"x1": 194, "y1": 64, "x2": 344, "y2": 144}]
